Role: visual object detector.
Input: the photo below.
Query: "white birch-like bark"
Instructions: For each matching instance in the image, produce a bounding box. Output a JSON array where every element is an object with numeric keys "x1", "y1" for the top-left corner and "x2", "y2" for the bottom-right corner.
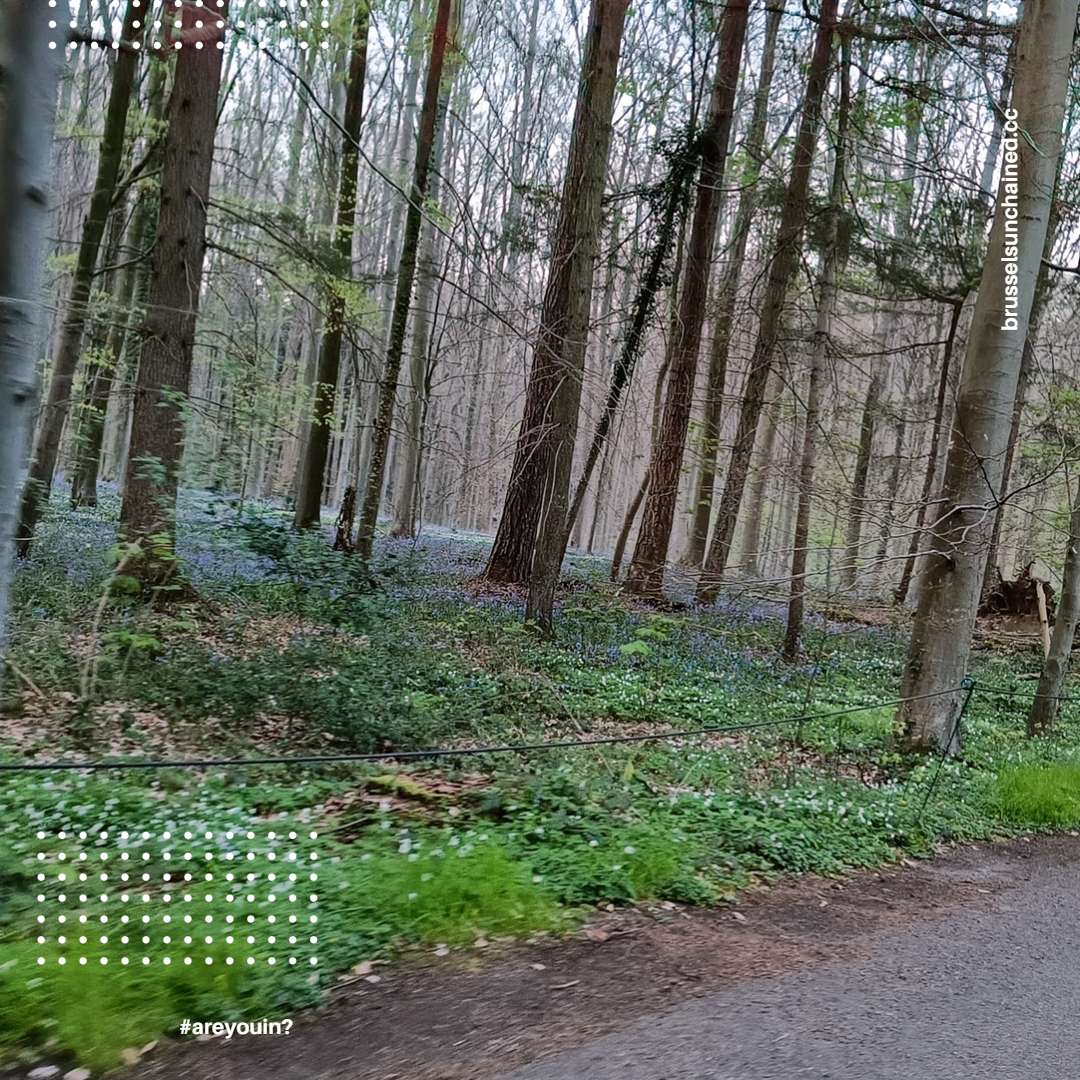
[
  {"x1": 0, "y1": 2, "x2": 62, "y2": 696},
  {"x1": 897, "y1": 0, "x2": 1079, "y2": 753}
]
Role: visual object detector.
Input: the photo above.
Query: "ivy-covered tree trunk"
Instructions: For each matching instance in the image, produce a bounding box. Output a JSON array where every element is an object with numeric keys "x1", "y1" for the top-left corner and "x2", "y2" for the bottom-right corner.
[
  {"x1": 0, "y1": 0, "x2": 62, "y2": 692},
  {"x1": 897, "y1": 0, "x2": 1076, "y2": 753},
  {"x1": 16, "y1": 0, "x2": 141, "y2": 554},
  {"x1": 293, "y1": 0, "x2": 370, "y2": 530},
  {"x1": 119, "y1": 1, "x2": 229, "y2": 587}
]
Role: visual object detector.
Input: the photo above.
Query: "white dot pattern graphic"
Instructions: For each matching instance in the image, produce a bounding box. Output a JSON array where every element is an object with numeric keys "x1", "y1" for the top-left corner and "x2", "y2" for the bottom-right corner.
[
  {"x1": 51, "y1": 1, "x2": 336, "y2": 51},
  {"x1": 35, "y1": 829, "x2": 319, "y2": 968}
]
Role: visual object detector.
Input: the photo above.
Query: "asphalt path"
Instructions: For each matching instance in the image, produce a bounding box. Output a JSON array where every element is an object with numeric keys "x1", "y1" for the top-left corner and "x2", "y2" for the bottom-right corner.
[{"x1": 489, "y1": 841, "x2": 1080, "y2": 1080}]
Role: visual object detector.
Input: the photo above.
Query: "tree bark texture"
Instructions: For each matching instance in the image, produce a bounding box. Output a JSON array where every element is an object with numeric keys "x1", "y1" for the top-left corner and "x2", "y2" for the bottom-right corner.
[
  {"x1": 522, "y1": 0, "x2": 631, "y2": 631},
  {"x1": 0, "y1": 0, "x2": 62, "y2": 695},
  {"x1": 119, "y1": 0, "x2": 229, "y2": 583},
  {"x1": 355, "y1": 0, "x2": 456, "y2": 560},
  {"x1": 17, "y1": 0, "x2": 141, "y2": 553},
  {"x1": 697, "y1": 0, "x2": 839, "y2": 605},
  {"x1": 1028, "y1": 485, "x2": 1080, "y2": 735},
  {"x1": 897, "y1": 0, "x2": 1077, "y2": 753},
  {"x1": 783, "y1": 35, "x2": 849, "y2": 661},
  {"x1": 623, "y1": 0, "x2": 751, "y2": 599},
  {"x1": 293, "y1": 0, "x2": 370, "y2": 530},
  {"x1": 686, "y1": 0, "x2": 784, "y2": 569},
  {"x1": 482, "y1": 0, "x2": 629, "y2": 588}
]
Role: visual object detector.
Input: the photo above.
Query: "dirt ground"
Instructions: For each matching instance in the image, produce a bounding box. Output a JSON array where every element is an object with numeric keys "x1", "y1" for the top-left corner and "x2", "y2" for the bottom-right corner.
[{"x1": 108, "y1": 833, "x2": 1075, "y2": 1080}]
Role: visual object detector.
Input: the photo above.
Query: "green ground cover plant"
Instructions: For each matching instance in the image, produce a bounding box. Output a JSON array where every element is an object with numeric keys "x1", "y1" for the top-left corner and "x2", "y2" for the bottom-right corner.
[{"x1": 3, "y1": 490, "x2": 1080, "y2": 1071}]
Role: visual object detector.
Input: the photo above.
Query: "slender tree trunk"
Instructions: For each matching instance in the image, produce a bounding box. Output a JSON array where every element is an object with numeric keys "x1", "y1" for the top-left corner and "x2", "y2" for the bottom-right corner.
[
  {"x1": 623, "y1": 0, "x2": 751, "y2": 599},
  {"x1": 0, "y1": 0, "x2": 62, "y2": 693},
  {"x1": 522, "y1": 0, "x2": 631, "y2": 631},
  {"x1": 697, "y1": 0, "x2": 839, "y2": 605},
  {"x1": 390, "y1": 8, "x2": 460, "y2": 539},
  {"x1": 739, "y1": 371, "x2": 781, "y2": 577},
  {"x1": 783, "y1": 35, "x2": 849, "y2": 660},
  {"x1": 1027, "y1": 484, "x2": 1080, "y2": 735},
  {"x1": 686, "y1": 0, "x2": 784, "y2": 568},
  {"x1": 356, "y1": 0, "x2": 456, "y2": 560},
  {"x1": 893, "y1": 300, "x2": 963, "y2": 605},
  {"x1": 897, "y1": 0, "x2": 1076, "y2": 753},
  {"x1": 293, "y1": 1, "x2": 370, "y2": 529},
  {"x1": 119, "y1": 1, "x2": 230, "y2": 586},
  {"x1": 16, "y1": 0, "x2": 141, "y2": 553}
]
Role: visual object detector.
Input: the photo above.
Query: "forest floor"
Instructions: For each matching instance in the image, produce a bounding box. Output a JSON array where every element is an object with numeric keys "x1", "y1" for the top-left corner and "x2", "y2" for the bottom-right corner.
[{"x1": 5, "y1": 489, "x2": 1080, "y2": 1076}]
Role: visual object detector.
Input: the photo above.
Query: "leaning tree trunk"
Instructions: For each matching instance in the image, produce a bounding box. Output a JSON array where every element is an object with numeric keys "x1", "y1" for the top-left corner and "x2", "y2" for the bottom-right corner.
[
  {"x1": 522, "y1": 0, "x2": 631, "y2": 632},
  {"x1": 119, "y1": 1, "x2": 230, "y2": 587},
  {"x1": 293, "y1": 0, "x2": 371, "y2": 530},
  {"x1": 356, "y1": 0, "x2": 456, "y2": 560},
  {"x1": 482, "y1": 0, "x2": 629, "y2": 589},
  {"x1": 0, "y1": 0, "x2": 62, "y2": 696},
  {"x1": 897, "y1": 0, "x2": 1076, "y2": 754},
  {"x1": 1027, "y1": 484, "x2": 1080, "y2": 735},
  {"x1": 16, "y1": 0, "x2": 141, "y2": 554},
  {"x1": 686, "y1": 0, "x2": 784, "y2": 568},
  {"x1": 622, "y1": 0, "x2": 751, "y2": 599},
  {"x1": 782, "y1": 35, "x2": 849, "y2": 661},
  {"x1": 697, "y1": 0, "x2": 839, "y2": 606},
  {"x1": 562, "y1": 127, "x2": 699, "y2": 545}
]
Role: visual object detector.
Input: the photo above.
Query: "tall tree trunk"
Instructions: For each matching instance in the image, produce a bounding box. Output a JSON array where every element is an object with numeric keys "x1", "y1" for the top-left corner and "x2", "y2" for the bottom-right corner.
[
  {"x1": 1027, "y1": 483, "x2": 1080, "y2": 735},
  {"x1": 70, "y1": 55, "x2": 169, "y2": 510},
  {"x1": 520, "y1": 0, "x2": 631, "y2": 632},
  {"x1": 697, "y1": 0, "x2": 839, "y2": 605},
  {"x1": 686, "y1": 0, "x2": 784, "y2": 568},
  {"x1": 0, "y1": 0, "x2": 62, "y2": 694},
  {"x1": 293, "y1": 1, "x2": 370, "y2": 529},
  {"x1": 980, "y1": 189, "x2": 1061, "y2": 595},
  {"x1": 481, "y1": 0, "x2": 629, "y2": 588},
  {"x1": 893, "y1": 299, "x2": 963, "y2": 605},
  {"x1": 119, "y1": 1, "x2": 230, "y2": 586},
  {"x1": 622, "y1": 0, "x2": 751, "y2": 599},
  {"x1": 390, "y1": 6, "x2": 460, "y2": 539},
  {"x1": 897, "y1": 0, "x2": 1076, "y2": 754},
  {"x1": 356, "y1": 0, "x2": 456, "y2": 561},
  {"x1": 783, "y1": 35, "x2": 849, "y2": 660},
  {"x1": 16, "y1": 0, "x2": 141, "y2": 553}
]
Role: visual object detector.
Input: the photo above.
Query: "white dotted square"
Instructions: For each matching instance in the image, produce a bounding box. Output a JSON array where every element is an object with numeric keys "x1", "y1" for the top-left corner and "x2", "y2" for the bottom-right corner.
[{"x1": 33, "y1": 828, "x2": 319, "y2": 968}]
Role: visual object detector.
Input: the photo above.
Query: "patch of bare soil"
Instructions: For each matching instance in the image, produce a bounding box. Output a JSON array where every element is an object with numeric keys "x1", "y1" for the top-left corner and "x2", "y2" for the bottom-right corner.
[{"x1": 120, "y1": 834, "x2": 1080, "y2": 1080}]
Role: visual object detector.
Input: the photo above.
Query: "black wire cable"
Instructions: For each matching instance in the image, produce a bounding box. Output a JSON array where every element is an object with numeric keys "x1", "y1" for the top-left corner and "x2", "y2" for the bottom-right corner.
[{"x1": 0, "y1": 687, "x2": 966, "y2": 773}]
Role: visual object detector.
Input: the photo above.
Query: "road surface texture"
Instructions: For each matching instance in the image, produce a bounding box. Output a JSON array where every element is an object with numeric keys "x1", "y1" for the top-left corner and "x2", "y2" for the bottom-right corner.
[{"x1": 108, "y1": 834, "x2": 1080, "y2": 1080}]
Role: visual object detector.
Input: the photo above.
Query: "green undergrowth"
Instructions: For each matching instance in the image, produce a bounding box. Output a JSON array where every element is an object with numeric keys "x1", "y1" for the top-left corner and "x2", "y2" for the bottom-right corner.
[{"x1": 6, "y1": 493, "x2": 1080, "y2": 1069}]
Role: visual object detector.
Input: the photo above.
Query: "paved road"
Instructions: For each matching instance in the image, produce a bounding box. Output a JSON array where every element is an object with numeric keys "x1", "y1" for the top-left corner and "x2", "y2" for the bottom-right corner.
[{"x1": 489, "y1": 844, "x2": 1080, "y2": 1080}]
